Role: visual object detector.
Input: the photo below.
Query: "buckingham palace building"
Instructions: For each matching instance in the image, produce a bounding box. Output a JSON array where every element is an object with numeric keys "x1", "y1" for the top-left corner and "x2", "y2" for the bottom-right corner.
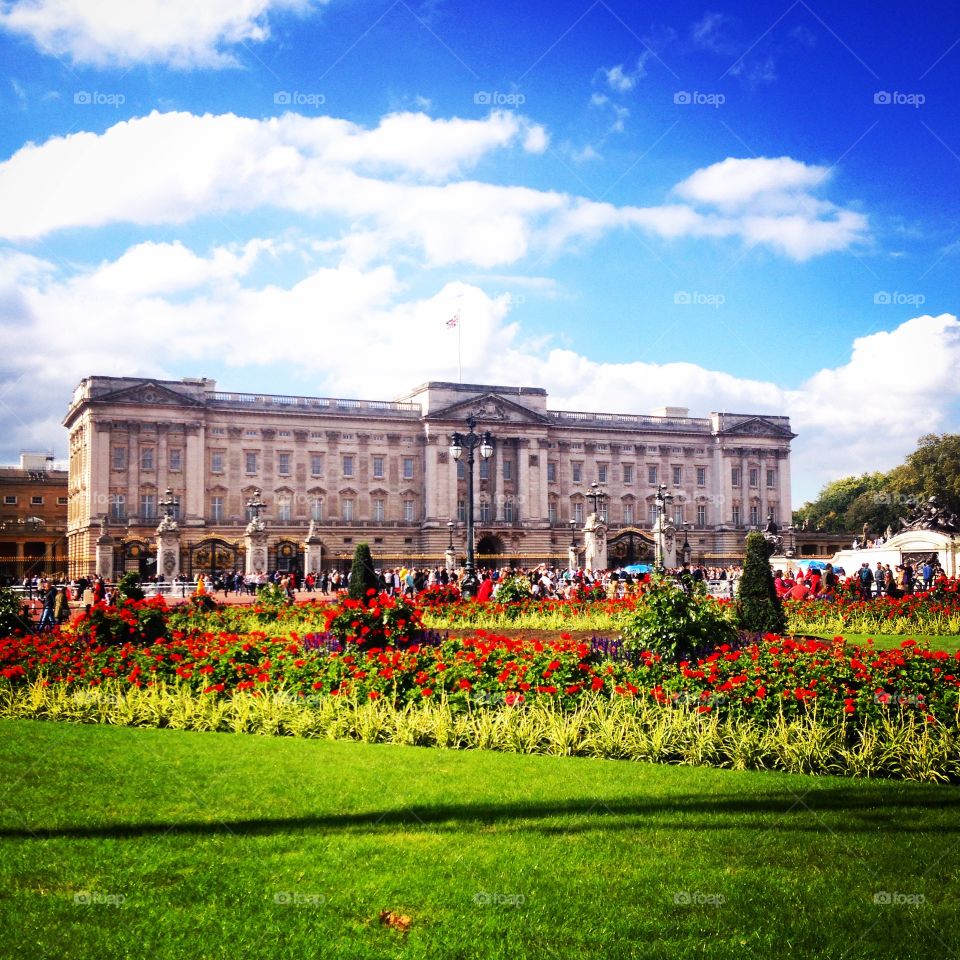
[{"x1": 62, "y1": 376, "x2": 795, "y2": 578}]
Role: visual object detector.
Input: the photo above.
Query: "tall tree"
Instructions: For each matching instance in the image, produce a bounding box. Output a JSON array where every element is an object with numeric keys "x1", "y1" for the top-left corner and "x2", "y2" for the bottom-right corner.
[{"x1": 889, "y1": 434, "x2": 960, "y2": 515}]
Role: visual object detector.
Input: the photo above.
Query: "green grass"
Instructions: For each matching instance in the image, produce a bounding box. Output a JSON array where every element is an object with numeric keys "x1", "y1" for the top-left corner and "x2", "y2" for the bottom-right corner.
[
  {"x1": 805, "y1": 633, "x2": 960, "y2": 653},
  {"x1": 2, "y1": 720, "x2": 959, "y2": 960}
]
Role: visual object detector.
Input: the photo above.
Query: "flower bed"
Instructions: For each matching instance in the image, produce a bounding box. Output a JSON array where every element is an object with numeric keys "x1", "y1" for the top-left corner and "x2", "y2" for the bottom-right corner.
[
  {"x1": 3, "y1": 612, "x2": 959, "y2": 726},
  {"x1": 785, "y1": 579, "x2": 960, "y2": 636}
]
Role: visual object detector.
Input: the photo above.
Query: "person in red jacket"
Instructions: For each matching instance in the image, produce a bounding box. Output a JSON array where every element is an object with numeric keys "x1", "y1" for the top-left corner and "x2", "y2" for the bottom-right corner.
[{"x1": 476, "y1": 573, "x2": 494, "y2": 602}]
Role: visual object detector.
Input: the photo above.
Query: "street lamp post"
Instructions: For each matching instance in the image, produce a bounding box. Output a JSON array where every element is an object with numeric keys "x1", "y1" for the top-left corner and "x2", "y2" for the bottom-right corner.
[
  {"x1": 447, "y1": 520, "x2": 455, "y2": 550},
  {"x1": 570, "y1": 518, "x2": 578, "y2": 548},
  {"x1": 246, "y1": 488, "x2": 266, "y2": 523},
  {"x1": 654, "y1": 483, "x2": 673, "y2": 575},
  {"x1": 681, "y1": 523, "x2": 692, "y2": 567},
  {"x1": 449, "y1": 417, "x2": 494, "y2": 599},
  {"x1": 159, "y1": 488, "x2": 176, "y2": 520},
  {"x1": 586, "y1": 482, "x2": 608, "y2": 521}
]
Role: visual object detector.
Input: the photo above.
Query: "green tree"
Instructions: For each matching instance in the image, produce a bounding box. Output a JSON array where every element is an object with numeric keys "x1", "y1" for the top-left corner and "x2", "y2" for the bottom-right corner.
[
  {"x1": 793, "y1": 471, "x2": 907, "y2": 534},
  {"x1": 737, "y1": 532, "x2": 786, "y2": 635},
  {"x1": 889, "y1": 433, "x2": 960, "y2": 515},
  {"x1": 348, "y1": 542, "x2": 379, "y2": 600}
]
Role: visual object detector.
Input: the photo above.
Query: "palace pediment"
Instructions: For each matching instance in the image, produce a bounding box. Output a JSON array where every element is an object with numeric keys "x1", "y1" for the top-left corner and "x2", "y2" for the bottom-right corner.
[
  {"x1": 717, "y1": 415, "x2": 795, "y2": 439},
  {"x1": 424, "y1": 392, "x2": 551, "y2": 426},
  {"x1": 93, "y1": 381, "x2": 203, "y2": 408}
]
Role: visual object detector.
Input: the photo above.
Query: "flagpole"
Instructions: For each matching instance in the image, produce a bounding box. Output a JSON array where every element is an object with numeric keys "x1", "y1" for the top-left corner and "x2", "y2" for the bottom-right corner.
[{"x1": 457, "y1": 309, "x2": 462, "y2": 383}]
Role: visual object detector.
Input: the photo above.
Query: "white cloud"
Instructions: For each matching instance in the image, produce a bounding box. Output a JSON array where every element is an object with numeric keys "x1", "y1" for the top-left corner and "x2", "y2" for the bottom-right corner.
[
  {"x1": 0, "y1": 232, "x2": 954, "y2": 504},
  {"x1": 0, "y1": 112, "x2": 868, "y2": 265},
  {"x1": 604, "y1": 64, "x2": 636, "y2": 93},
  {"x1": 675, "y1": 156, "x2": 829, "y2": 209},
  {"x1": 0, "y1": 0, "x2": 320, "y2": 68}
]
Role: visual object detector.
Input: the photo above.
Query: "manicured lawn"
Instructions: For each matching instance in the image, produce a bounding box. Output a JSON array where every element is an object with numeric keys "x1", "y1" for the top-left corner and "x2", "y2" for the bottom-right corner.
[
  {"x1": 1, "y1": 720, "x2": 959, "y2": 960},
  {"x1": 806, "y1": 633, "x2": 960, "y2": 654}
]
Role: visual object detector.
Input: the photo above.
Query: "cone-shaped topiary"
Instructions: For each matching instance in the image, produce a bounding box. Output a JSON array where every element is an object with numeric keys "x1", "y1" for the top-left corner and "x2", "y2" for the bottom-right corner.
[
  {"x1": 348, "y1": 542, "x2": 379, "y2": 600},
  {"x1": 737, "y1": 531, "x2": 786, "y2": 634}
]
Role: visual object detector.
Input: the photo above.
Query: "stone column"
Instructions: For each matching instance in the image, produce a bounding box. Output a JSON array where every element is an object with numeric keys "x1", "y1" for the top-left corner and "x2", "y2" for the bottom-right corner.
[
  {"x1": 444, "y1": 546, "x2": 457, "y2": 574},
  {"x1": 303, "y1": 520, "x2": 323, "y2": 575},
  {"x1": 155, "y1": 516, "x2": 181, "y2": 580},
  {"x1": 245, "y1": 518, "x2": 269, "y2": 577},
  {"x1": 95, "y1": 518, "x2": 114, "y2": 580},
  {"x1": 584, "y1": 515, "x2": 608, "y2": 573}
]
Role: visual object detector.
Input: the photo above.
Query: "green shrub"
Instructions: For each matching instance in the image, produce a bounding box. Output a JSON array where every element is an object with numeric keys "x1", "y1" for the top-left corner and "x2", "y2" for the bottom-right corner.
[
  {"x1": 116, "y1": 572, "x2": 145, "y2": 602},
  {"x1": 348, "y1": 542, "x2": 379, "y2": 600},
  {"x1": 0, "y1": 587, "x2": 31, "y2": 635},
  {"x1": 617, "y1": 577, "x2": 737, "y2": 661},
  {"x1": 737, "y1": 532, "x2": 786, "y2": 634}
]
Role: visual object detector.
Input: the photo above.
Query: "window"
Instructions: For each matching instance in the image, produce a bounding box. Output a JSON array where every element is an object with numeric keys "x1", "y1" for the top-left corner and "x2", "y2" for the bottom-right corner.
[
  {"x1": 674, "y1": 506, "x2": 684, "y2": 526},
  {"x1": 310, "y1": 453, "x2": 323, "y2": 477},
  {"x1": 278, "y1": 501, "x2": 291, "y2": 522},
  {"x1": 479, "y1": 459, "x2": 490, "y2": 480},
  {"x1": 572, "y1": 462, "x2": 583, "y2": 483},
  {"x1": 672, "y1": 465, "x2": 682, "y2": 486},
  {"x1": 57, "y1": 496, "x2": 68, "y2": 506},
  {"x1": 697, "y1": 505, "x2": 707, "y2": 527},
  {"x1": 140, "y1": 447, "x2": 154, "y2": 470},
  {"x1": 696, "y1": 466, "x2": 706, "y2": 487},
  {"x1": 342, "y1": 455, "x2": 354, "y2": 478},
  {"x1": 245, "y1": 430, "x2": 258, "y2": 437},
  {"x1": 245, "y1": 452, "x2": 258, "y2": 474},
  {"x1": 573, "y1": 501, "x2": 584, "y2": 524},
  {"x1": 372, "y1": 456, "x2": 385, "y2": 479},
  {"x1": 210, "y1": 496, "x2": 223, "y2": 522},
  {"x1": 168, "y1": 448, "x2": 182, "y2": 471},
  {"x1": 277, "y1": 453, "x2": 291, "y2": 475},
  {"x1": 457, "y1": 499, "x2": 466, "y2": 523},
  {"x1": 548, "y1": 501, "x2": 557, "y2": 524},
  {"x1": 112, "y1": 447, "x2": 126, "y2": 470},
  {"x1": 479, "y1": 499, "x2": 491, "y2": 522},
  {"x1": 341, "y1": 433, "x2": 354, "y2": 441},
  {"x1": 31, "y1": 495, "x2": 43, "y2": 505},
  {"x1": 750, "y1": 505, "x2": 760, "y2": 526},
  {"x1": 731, "y1": 467, "x2": 741, "y2": 487},
  {"x1": 211, "y1": 451, "x2": 224, "y2": 473},
  {"x1": 648, "y1": 465, "x2": 658, "y2": 484},
  {"x1": 504, "y1": 499, "x2": 515, "y2": 522},
  {"x1": 749, "y1": 468, "x2": 759, "y2": 488},
  {"x1": 373, "y1": 498, "x2": 385, "y2": 521},
  {"x1": 278, "y1": 430, "x2": 290, "y2": 438},
  {"x1": 311, "y1": 498, "x2": 323, "y2": 522},
  {"x1": 169, "y1": 495, "x2": 181, "y2": 520},
  {"x1": 403, "y1": 500, "x2": 415, "y2": 522},
  {"x1": 767, "y1": 468, "x2": 776, "y2": 488},
  {"x1": 402, "y1": 457, "x2": 414, "y2": 480},
  {"x1": 547, "y1": 462, "x2": 557, "y2": 483},
  {"x1": 457, "y1": 460, "x2": 465, "y2": 479},
  {"x1": 109, "y1": 493, "x2": 126, "y2": 520},
  {"x1": 598, "y1": 464, "x2": 607, "y2": 484},
  {"x1": 140, "y1": 494, "x2": 156, "y2": 519},
  {"x1": 649, "y1": 504, "x2": 658, "y2": 526},
  {"x1": 732, "y1": 505, "x2": 741, "y2": 527},
  {"x1": 3, "y1": 495, "x2": 15, "y2": 505},
  {"x1": 210, "y1": 427, "x2": 225, "y2": 436},
  {"x1": 341, "y1": 498, "x2": 354, "y2": 521},
  {"x1": 623, "y1": 502, "x2": 634, "y2": 524},
  {"x1": 622, "y1": 464, "x2": 633, "y2": 484},
  {"x1": 503, "y1": 459, "x2": 513, "y2": 481}
]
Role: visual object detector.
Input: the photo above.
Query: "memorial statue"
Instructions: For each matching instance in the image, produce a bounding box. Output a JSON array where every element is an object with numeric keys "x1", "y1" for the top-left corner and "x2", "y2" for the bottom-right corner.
[{"x1": 899, "y1": 496, "x2": 960, "y2": 533}]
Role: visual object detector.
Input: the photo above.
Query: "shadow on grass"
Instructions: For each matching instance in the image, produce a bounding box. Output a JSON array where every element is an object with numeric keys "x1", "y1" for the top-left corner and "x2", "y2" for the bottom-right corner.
[{"x1": 3, "y1": 789, "x2": 960, "y2": 841}]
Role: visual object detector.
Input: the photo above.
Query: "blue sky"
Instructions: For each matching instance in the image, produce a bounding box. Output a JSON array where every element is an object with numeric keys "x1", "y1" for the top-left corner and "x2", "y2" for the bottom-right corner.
[{"x1": 0, "y1": 0, "x2": 958, "y2": 504}]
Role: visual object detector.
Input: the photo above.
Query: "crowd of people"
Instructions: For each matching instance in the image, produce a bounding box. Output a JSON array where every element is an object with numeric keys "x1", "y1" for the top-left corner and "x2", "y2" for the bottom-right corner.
[{"x1": 774, "y1": 556, "x2": 945, "y2": 601}]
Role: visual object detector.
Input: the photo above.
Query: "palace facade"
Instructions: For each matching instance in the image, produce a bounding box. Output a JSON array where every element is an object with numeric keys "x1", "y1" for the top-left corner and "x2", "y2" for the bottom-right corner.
[{"x1": 63, "y1": 376, "x2": 795, "y2": 577}]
